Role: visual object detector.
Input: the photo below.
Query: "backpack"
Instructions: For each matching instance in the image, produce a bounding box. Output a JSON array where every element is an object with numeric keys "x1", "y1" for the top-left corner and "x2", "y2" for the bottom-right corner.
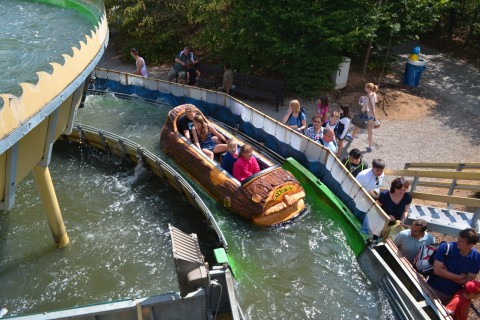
[
  {"x1": 288, "y1": 107, "x2": 306, "y2": 132},
  {"x1": 414, "y1": 242, "x2": 451, "y2": 276},
  {"x1": 335, "y1": 115, "x2": 346, "y2": 138}
]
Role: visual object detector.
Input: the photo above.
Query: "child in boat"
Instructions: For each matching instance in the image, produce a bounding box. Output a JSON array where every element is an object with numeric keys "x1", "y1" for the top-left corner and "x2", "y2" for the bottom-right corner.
[
  {"x1": 445, "y1": 280, "x2": 480, "y2": 320},
  {"x1": 221, "y1": 139, "x2": 239, "y2": 175},
  {"x1": 233, "y1": 144, "x2": 260, "y2": 182},
  {"x1": 192, "y1": 114, "x2": 228, "y2": 159}
]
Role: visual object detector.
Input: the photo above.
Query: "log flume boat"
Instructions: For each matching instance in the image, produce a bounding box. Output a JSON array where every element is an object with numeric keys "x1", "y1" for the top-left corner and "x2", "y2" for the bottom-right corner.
[{"x1": 160, "y1": 104, "x2": 306, "y2": 226}]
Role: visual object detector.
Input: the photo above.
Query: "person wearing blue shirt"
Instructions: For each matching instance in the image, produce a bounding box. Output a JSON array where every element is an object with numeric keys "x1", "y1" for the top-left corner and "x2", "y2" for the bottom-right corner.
[
  {"x1": 427, "y1": 228, "x2": 480, "y2": 304},
  {"x1": 282, "y1": 100, "x2": 306, "y2": 133}
]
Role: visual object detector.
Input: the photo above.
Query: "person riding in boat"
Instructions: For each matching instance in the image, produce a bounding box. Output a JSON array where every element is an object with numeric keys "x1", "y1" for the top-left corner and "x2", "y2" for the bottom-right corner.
[
  {"x1": 192, "y1": 114, "x2": 228, "y2": 159},
  {"x1": 233, "y1": 144, "x2": 260, "y2": 182},
  {"x1": 177, "y1": 106, "x2": 196, "y2": 141},
  {"x1": 221, "y1": 139, "x2": 239, "y2": 175}
]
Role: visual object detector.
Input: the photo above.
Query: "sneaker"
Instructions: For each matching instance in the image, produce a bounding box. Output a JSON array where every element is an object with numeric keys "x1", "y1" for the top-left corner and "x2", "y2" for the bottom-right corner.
[
  {"x1": 365, "y1": 146, "x2": 373, "y2": 153},
  {"x1": 345, "y1": 134, "x2": 354, "y2": 141}
]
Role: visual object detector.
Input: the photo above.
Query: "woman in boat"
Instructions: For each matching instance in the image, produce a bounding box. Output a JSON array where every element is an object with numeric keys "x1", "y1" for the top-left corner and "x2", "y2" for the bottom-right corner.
[
  {"x1": 282, "y1": 99, "x2": 306, "y2": 133},
  {"x1": 192, "y1": 114, "x2": 228, "y2": 159},
  {"x1": 304, "y1": 114, "x2": 323, "y2": 142},
  {"x1": 233, "y1": 144, "x2": 260, "y2": 182},
  {"x1": 377, "y1": 177, "x2": 412, "y2": 226}
]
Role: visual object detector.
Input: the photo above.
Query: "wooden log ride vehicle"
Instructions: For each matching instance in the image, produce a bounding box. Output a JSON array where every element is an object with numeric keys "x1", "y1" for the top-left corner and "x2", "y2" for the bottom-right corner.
[{"x1": 160, "y1": 104, "x2": 306, "y2": 226}]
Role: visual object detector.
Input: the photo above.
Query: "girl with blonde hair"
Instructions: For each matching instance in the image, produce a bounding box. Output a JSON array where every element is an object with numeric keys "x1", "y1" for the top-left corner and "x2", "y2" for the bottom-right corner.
[
  {"x1": 282, "y1": 100, "x2": 306, "y2": 133},
  {"x1": 351, "y1": 82, "x2": 378, "y2": 152}
]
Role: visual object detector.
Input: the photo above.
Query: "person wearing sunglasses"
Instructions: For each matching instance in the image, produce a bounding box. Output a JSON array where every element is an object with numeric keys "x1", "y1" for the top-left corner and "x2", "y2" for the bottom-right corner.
[
  {"x1": 319, "y1": 127, "x2": 338, "y2": 154},
  {"x1": 304, "y1": 115, "x2": 323, "y2": 142},
  {"x1": 356, "y1": 158, "x2": 385, "y2": 199}
]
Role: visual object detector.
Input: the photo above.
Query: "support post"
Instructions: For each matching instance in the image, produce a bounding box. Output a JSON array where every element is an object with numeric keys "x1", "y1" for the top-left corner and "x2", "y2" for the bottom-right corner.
[{"x1": 33, "y1": 165, "x2": 69, "y2": 247}]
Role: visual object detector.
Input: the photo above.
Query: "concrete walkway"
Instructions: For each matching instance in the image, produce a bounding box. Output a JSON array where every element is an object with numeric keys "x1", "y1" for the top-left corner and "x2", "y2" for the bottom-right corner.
[{"x1": 393, "y1": 41, "x2": 480, "y2": 118}]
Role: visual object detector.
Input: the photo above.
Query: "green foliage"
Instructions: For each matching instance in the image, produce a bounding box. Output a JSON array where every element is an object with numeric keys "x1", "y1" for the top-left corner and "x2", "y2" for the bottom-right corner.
[{"x1": 104, "y1": 0, "x2": 461, "y2": 96}]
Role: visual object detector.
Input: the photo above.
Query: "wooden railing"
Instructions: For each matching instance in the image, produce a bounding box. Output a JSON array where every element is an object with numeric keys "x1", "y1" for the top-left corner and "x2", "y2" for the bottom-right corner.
[{"x1": 384, "y1": 162, "x2": 480, "y2": 229}]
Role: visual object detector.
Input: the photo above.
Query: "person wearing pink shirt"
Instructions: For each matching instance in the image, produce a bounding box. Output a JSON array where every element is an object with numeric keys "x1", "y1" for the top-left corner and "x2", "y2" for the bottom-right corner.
[{"x1": 233, "y1": 144, "x2": 260, "y2": 182}]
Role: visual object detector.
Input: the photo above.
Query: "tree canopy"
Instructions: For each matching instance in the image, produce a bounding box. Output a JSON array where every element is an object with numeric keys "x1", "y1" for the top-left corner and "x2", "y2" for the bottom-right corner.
[{"x1": 106, "y1": 0, "x2": 469, "y2": 97}]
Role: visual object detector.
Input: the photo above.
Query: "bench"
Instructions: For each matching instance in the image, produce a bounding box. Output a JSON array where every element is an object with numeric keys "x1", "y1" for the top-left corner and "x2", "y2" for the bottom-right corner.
[
  {"x1": 196, "y1": 63, "x2": 223, "y2": 90},
  {"x1": 231, "y1": 73, "x2": 284, "y2": 112}
]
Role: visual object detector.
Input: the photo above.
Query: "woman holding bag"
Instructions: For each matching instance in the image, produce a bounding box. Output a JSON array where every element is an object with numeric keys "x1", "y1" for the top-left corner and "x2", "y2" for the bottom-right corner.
[{"x1": 350, "y1": 83, "x2": 378, "y2": 152}]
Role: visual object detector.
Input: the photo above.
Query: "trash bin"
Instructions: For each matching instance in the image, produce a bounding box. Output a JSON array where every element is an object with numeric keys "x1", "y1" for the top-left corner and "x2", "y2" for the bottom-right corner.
[{"x1": 403, "y1": 59, "x2": 426, "y2": 87}]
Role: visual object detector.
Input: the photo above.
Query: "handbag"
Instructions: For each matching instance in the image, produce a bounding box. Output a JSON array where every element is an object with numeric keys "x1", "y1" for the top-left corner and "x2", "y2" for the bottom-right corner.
[
  {"x1": 352, "y1": 113, "x2": 368, "y2": 129},
  {"x1": 374, "y1": 118, "x2": 381, "y2": 128}
]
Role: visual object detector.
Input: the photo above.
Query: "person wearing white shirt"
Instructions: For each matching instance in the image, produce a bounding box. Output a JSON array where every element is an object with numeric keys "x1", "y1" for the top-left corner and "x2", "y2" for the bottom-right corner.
[{"x1": 356, "y1": 158, "x2": 385, "y2": 199}]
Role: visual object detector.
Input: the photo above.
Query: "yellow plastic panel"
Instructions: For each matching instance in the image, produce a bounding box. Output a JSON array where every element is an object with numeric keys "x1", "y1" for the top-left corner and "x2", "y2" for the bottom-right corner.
[
  {"x1": 16, "y1": 120, "x2": 48, "y2": 184},
  {"x1": 0, "y1": 152, "x2": 6, "y2": 202},
  {"x1": 55, "y1": 97, "x2": 74, "y2": 139},
  {"x1": 0, "y1": 94, "x2": 20, "y2": 138}
]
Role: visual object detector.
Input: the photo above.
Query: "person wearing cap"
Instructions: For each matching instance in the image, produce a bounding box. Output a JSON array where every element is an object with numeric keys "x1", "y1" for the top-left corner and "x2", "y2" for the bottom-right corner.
[
  {"x1": 393, "y1": 219, "x2": 435, "y2": 264},
  {"x1": 445, "y1": 280, "x2": 480, "y2": 320},
  {"x1": 342, "y1": 148, "x2": 368, "y2": 177},
  {"x1": 427, "y1": 228, "x2": 480, "y2": 305}
]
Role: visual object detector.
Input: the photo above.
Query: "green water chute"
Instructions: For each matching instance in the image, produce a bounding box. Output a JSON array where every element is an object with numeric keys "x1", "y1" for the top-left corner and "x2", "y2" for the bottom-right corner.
[{"x1": 282, "y1": 157, "x2": 367, "y2": 256}]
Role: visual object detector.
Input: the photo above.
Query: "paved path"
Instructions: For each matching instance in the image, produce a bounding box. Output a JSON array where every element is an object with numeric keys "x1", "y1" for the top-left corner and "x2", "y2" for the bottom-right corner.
[{"x1": 393, "y1": 41, "x2": 480, "y2": 118}]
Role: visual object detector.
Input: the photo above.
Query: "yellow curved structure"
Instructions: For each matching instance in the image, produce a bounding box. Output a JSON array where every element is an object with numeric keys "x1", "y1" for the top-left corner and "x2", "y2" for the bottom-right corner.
[{"x1": 0, "y1": 1, "x2": 109, "y2": 247}]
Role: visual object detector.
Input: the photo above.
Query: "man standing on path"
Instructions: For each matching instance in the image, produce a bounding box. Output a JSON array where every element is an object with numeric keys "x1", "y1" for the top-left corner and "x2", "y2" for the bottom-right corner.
[
  {"x1": 427, "y1": 228, "x2": 480, "y2": 305},
  {"x1": 393, "y1": 219, "x2": 435, "y2": 264}
]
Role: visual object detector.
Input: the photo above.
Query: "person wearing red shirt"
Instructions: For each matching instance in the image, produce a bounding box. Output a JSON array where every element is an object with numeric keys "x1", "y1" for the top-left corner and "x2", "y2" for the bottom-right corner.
[
  {"x1": 233, "y1": 144, "x2": 260, "y2": 182},
  {"x1": 445, "y1": 280, "x2": 480, "y2": 320}
]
